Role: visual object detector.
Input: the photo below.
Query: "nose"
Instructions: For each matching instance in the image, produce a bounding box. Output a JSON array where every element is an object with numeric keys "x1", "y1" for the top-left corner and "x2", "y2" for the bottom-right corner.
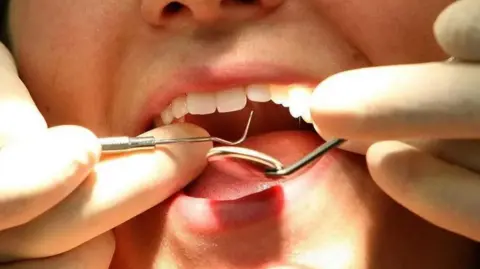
[{"x1": 141, "y1": 0, "x2": 284, "y2": 26}]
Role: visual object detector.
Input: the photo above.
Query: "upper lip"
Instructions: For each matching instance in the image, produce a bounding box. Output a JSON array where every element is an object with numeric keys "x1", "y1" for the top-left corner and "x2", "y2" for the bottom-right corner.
[{"x1": 136, "y1": 62, "x2": 323, "y2": 135}]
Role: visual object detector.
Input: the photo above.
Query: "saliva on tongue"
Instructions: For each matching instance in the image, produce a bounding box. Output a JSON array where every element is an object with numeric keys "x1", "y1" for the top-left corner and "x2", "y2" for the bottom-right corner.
[{"x1": 182, "y1": 103, "x2": 322, "y2": 200}]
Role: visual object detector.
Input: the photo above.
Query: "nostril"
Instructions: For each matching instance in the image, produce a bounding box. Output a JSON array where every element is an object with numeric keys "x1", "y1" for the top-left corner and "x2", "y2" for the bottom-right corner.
[
  {"x1": 147, "y1": 0, "x2": 282, "y2": 25},
  {"x1": 162, "y1": 1, "x2": 187, "y2": 17}
]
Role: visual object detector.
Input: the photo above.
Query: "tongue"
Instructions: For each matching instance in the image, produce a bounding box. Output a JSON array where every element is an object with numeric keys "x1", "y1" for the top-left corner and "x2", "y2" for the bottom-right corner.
[{"x1": 184, "y1": 131, "x2": 323, "y2": 200}]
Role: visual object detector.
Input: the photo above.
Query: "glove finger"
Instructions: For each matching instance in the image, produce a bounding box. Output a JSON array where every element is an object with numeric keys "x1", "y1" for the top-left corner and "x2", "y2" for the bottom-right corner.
[
  {"x1": 405, "y1": 139, "x2": 480, "y2": 174},
  {"x1": 367, "y1": 141, "x2": 480, "y2": 241},
  {"x1": 0, "y1": 43, "x2": 47, "y2": 146},
  {"x1": 0, "y1": 126, "x2": 100, "y2": 231},
  {"x1": 0, "y1": 124, "x2": 211, "y2": 262},
  {"x1": 311, "y1": 62, "x2": 480, "y2": 140},
  {"x1": 434, "y1": 0, "x2": 480, "y2": 61}
]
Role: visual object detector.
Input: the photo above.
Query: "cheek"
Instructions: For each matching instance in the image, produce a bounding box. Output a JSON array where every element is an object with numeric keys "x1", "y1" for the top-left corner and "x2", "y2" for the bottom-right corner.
[
  {"x1": 8, "y1": 0, "x2": 134, "y2": 133},
  {"x1": 313, "y1": 0, "x2": 454, "y2": 64}
]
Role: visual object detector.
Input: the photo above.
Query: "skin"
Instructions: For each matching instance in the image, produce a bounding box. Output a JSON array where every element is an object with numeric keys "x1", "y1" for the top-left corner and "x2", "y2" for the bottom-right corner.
[{"x1": 2, "y1": 0, "x2": 479, "y2": 268}]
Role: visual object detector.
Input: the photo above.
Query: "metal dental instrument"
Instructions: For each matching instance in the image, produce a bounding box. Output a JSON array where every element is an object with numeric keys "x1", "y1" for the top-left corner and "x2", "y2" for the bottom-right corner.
[
  {"x1": 99, "y1": 111, "x2": 254, "y2": 153},
  {"x1": 264, "y1": 138, "x2": 347, "y2": 177},
  {"x1": 207, "y1": 146, "x2": 284, "y2": 171},
  {"x1": 99, "y1": 108, "x2": 345, "y2": 177}
]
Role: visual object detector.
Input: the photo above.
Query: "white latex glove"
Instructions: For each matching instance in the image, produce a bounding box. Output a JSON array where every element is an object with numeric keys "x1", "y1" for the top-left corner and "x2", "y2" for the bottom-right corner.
[{"x1": 311, "y1": 0, "x2": 480, "y2": 242}]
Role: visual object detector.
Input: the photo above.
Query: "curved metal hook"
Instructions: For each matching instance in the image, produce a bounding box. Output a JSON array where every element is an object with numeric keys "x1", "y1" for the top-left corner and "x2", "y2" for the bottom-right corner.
[
  {"x1": 207, "y1": 146, "x2": 284, "y2": 171},
  {"x1": 100, "y1": 111, "x2": 254, "y2": 153}
]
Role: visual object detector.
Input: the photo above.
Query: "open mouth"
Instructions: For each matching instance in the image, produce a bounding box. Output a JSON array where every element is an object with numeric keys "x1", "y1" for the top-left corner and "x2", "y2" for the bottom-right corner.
[
  {"x1": 154, "y1": 84, "x2": 315, "y2": 128},
  {"x1": 136, "y1": 69, "x2": 350, "y2": 232},
  {"x1": 151, "y1": 84, "x2": 326, "y2": 201}
]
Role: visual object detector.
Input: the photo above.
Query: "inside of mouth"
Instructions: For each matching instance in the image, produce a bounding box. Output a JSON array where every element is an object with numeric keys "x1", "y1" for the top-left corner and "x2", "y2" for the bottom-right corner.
[
  {"x1": 183, "y1": 100, "x2": 324, "y2": 200},
  {"x1": 152, "y1": 85, "x2": 323, "y2": 200},
  {"x1": 183, "y1": 101, "x2": 314, "y2": 142}
]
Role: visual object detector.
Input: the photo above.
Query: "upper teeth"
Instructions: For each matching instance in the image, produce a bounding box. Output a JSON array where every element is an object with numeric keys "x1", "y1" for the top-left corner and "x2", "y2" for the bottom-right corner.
[{"x1": 156, "y1": 84, "x2": 314, "y2": 126}]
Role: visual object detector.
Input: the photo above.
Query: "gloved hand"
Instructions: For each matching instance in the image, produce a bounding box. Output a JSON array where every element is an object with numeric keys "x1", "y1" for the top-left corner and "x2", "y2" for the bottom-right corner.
[
  {"x1": 311, "y1": 0, "x2": 480, "y2": 242},
  {"x1": 0, "y1": 43, "x2": 211, "y2": 268}
]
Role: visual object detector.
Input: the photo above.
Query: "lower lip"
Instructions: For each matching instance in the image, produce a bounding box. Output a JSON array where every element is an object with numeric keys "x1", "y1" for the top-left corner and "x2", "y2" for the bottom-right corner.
[{"x1": 169, "y1": 148, "x2": 340, "y2": 235}]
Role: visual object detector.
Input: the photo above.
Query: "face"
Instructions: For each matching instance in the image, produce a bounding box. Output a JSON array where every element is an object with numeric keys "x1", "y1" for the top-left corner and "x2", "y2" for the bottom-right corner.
[{"x1": 7, "y1": 0, "x2": 479, "y2": 268}]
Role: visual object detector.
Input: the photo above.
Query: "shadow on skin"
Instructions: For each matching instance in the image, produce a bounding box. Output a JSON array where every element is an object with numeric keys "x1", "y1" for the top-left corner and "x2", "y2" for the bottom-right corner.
[{"x1": 350, "y1": 155, "x2": 480, "y2": 269}]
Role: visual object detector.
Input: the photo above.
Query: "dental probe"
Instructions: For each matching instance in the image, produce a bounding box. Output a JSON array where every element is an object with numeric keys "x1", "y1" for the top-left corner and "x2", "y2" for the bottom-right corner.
[
  {"x1": 99, "y1": 111, "x2": 254, "y2": 153},
  {"x1": 208, "y1": 146, "x2": 285, "y2": 171},
  {"x1": 264, "y1": 138, "x2": 347, "y2": 177}
]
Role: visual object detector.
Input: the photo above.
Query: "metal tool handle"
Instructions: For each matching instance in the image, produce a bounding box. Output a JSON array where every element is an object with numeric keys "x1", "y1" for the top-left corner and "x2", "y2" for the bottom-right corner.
[{"x1": 99, "y1": 136, "x2": 156, "y2": 153}]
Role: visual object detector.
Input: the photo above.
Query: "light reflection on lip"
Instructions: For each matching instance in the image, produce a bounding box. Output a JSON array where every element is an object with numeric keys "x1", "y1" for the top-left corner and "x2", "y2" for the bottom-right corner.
[
  {"x1": 168, "y1": 147, "x2": 341, "y2": 235},
  {"x1": 135, "y1": 62, "x2": 322, "y2": 135}
]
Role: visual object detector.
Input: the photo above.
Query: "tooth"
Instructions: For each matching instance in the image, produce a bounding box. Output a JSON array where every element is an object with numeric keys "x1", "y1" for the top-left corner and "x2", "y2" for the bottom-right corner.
[
  {"x1": 270, "y1": 85, "x2": 289, "y2": 104},
  {"x1": 171, "y1": 95, "x2": 188, "y2": 119},
  {"x1": 216, "y1": 88, "x2": 247, "y2": 113},
  {"x1": 302, "y1": 109, "x2": 313, "y2": 124},
  {"x1": 160, "y1": 105, "x2": 174, "y2": 125},
  {"x1": 288, "y1": 86, "x2": 313, "y2": 119},
  {"x1": 186, "y1": 92, "x2": 217, "y2": 115},
  {"x1": 176, "y1": 116, "x2": 185, "y2": 123},
  {"x1": 246, "y1": 84, "x2": 271, "y2": 102},
  {"x1": 289, "y1": 106, "x2": 303, "y2": 118}
]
